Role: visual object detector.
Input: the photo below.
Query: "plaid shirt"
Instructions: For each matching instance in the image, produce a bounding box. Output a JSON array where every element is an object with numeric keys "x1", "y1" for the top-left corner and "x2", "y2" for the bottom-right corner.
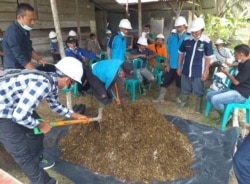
[{"x1": 0, "y1": 72, "x2": 73, "y2": 129}]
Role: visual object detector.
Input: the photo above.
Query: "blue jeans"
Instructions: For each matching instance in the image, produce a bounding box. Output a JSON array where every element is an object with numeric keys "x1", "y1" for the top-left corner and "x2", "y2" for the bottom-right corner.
[
  {"x1": 206, "y1": 89, "x2": 246, "y2": 110},
  {"x1": 233, "y1": 133, "x2": 250, "y2": 184}
]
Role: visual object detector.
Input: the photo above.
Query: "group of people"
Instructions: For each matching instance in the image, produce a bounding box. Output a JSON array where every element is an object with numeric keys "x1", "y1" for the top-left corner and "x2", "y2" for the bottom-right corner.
[
  {"x1": 0, "y1": 3, "x2": 134, "y2": 184},
  {"x1": 1, "y1": 2, "x2": 250, "y2": 184}
]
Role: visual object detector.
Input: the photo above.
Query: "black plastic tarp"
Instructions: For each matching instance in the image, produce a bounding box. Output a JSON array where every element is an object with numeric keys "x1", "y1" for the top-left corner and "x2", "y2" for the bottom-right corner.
[{"x1": 43, "y1": 115, "x2": 240, "y2": 184}]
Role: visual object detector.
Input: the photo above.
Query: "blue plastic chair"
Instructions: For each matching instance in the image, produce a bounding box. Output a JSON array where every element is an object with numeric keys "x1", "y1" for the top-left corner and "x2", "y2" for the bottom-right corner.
[
  {"x1": 204, "y1": 67, "x2": 237, "y2": 116},
  {"x1": 152, "y1": 56, "x2": 166, "y2": 88},
  {"x1": 124, "y1": 58, "x2": 143, "y2": 102},
  {"x1": 88, "y1": 57, "x2": 100, "y2": 67},
  {"x1": 62, "y1": 83, "x2": 79, "y2": 98},
  {"x1": 221, "y1": 96, "x2": 250, "y2": 131},
  {"x1": 100, "y1": 51, "x2": 108, "y2": 60}
]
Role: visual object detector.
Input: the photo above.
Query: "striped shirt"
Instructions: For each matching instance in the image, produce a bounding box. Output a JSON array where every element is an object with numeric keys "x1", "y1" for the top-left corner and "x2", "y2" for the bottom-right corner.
[{"x1": 0, "y1": 72, "x2": 73, "y2": 129}]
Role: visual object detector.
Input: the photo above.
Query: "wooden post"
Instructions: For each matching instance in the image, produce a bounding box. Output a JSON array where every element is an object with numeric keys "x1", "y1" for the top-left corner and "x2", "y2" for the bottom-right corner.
[
  {"x1": 138, "y1": 0, "x2": 142, "y2": 37},
  {"x1": 50, "y1": 0, "x2": 72, "y2": 110},
  {"x1": 126, "y1": 0, "x2": 129, "y2": 18},
  {"x1": 75, "y1": 0, "x2": 81, "y2": 47}
]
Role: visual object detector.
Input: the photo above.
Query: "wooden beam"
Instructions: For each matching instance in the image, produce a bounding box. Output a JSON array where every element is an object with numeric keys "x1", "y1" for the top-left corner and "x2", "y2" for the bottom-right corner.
[{"x1": 138, "y1": 0, "x2": 142, "y2": 37}]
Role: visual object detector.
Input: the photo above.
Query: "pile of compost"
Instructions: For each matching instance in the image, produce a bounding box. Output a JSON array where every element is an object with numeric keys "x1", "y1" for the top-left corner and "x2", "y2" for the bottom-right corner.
[{"x1": 59, "y1": 101, "x2": 194, "y2": 183}]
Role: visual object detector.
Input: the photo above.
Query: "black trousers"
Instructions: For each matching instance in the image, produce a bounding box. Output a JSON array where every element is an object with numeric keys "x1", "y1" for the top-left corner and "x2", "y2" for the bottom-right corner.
[
  {"x1": 85, "y1": 67, "x2": 126, "y2": 105},
  {"x1": 161, "y1": 68, "x2": 181, "y2": 88},
  {"x1": 0, "y1": 112, "x2": 56, "y2": 184}
]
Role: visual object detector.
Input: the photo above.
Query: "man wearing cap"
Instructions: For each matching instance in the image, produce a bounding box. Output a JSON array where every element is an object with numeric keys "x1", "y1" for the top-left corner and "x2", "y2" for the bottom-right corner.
[
  {"x1": 68, "y1": 30, "x2": 79, "y2": 47},
  {"x1": 0, "y1": 57, "x2": 87, "y2": 184},
  {"x1": 65, "y1": 36, "x2": 100, "y2": 94},
  {"x1": 101, "y1": 29, "x2": 112, "y2": 51},
  {"x1": 177, "y1": 17, "x2": 213, "y2": 113},
  {"x1": 85, "y1": 59, "x2": 132, "y2": 105},
  {"x1": 107, "y1": 18, "x2": 132, "y2": 61},
  {"x1": 3, "y1": 3, "x2": 46, "y2": 70},
  {"x1": 153, "y1": 16, "x2": 189, "y2": 103},
  {"x1": 147, "y1": 33, "x2": 168, "y2": 69},
  {"x1": 128, "y1": 36, "x2": 156, "y2": 95},
  {"x1": 65, "y1": 36, "x2": 99, "y2": 64},
  {"x1": 49, "y1": 31, "x2": 61, "y2": 63}
]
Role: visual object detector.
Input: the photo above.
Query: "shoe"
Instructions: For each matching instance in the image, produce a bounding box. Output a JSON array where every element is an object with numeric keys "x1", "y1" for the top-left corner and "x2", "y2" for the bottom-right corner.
[
  {"x1": 175, "y1": 97, "x2": 181, "y2": 104},
  {"x1": 39, "y1": 158, "x2": 55, "y2": 170},
  {"x1": 140, "y1": 85, "x2": 146, "y2": 96},
  {"x1": 141, "y1": 91, "x2": 146, "y2": 96}
]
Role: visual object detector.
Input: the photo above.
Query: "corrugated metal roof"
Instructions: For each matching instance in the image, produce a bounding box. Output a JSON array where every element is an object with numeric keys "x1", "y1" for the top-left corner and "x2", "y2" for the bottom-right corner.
[{"x1": 92, "y1": 0, "x2": 215, "y2": 13}]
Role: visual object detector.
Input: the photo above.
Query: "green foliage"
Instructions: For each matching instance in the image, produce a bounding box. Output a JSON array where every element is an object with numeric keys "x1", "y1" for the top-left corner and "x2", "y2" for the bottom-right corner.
[{"x1": 204, "y1": 11, "x2": 249, "y2": 45}]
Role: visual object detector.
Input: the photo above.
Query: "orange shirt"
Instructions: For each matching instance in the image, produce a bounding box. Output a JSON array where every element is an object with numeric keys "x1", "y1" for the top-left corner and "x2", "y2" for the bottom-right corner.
[{"x1": 147, "y1": 44, "x2": 168, "y2": 68}]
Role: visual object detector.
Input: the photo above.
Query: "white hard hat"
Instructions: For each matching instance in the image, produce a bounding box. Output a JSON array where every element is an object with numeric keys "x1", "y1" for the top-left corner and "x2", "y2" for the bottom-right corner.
[
  {"x1": 69, "y1": 30, "x2": 77, "y2": 36},
  {"x1": 156, "y1": 33, "x2": 165, "y2": 39},
  {"x1": 55, "y1": 57, "x2": 83, "y2": 84},
  {"x1": 49, "y1": 31, "x2": 56, "y2": 39},
  {"x1": 215, "y1": 39, "x2": 224, "y2": 45},
  {"x1": 171, "y1": 29, "x2": 177, "y2": 33},
  {"x1": 137, "y1": 36, "x2": 148, "y2": 46},
  {"x1": 106, "y1": 29, "x2": 112, "y2": 34},
  {"x1": 190, "y1": 18, "x2": 205, "y2": 32},
  {"x1": 118, "y1": 19, "x2": 132, "y2": 29},
  {"x1": 174, "y1": 16, "x2": 187, "y2": 27}
]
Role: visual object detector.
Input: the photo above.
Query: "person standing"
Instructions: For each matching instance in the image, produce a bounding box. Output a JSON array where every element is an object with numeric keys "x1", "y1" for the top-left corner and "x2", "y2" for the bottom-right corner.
[
  {"x1": 177, "y1": 18, "x2": 213, "y2": 113},
  {"x1": 152, "y1": 16, "x2": 189, "y2": 103},
  {"x1": 87, "y1": 33, "x2": 102, "y2": 54},
  {"x1": 142, "y1": 24, "x2": 155, "y2": 44},
  {"x1": 3, "y1": 3, "x2": 46, "y2": 69},
  {"x1": 2, "y1": 3, "x2": 58, "y2": 172},
  {"x1": 107, "y1": 18, "x2": 132, "y2": 61},
  {"x1": 0, "y1": 57, "x2": 87, "y2": 184},
  {"x1": 101, "y1": 29, "x2": 112, "y2": 51}
]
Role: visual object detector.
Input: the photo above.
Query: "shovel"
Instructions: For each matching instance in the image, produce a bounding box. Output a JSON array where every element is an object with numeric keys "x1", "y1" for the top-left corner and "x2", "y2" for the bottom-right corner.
[{"x1": 34, "y1": 107, "x2": 103, "y2": 134}]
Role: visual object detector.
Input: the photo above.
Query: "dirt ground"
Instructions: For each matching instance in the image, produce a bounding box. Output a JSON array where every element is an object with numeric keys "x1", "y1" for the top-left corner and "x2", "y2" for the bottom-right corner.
[{"x1": 0, "y1": 83, "x2": 240, "y2": 184}]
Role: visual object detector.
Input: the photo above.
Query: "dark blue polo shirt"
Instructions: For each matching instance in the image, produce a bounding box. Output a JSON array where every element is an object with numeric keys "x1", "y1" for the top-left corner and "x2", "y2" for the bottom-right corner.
[
  {"x1": 179, "y1": 34, "x2": 213, "y2": 78},
  {"x1": 3, "y1": 21, "x2": 33, "y2": 69}
]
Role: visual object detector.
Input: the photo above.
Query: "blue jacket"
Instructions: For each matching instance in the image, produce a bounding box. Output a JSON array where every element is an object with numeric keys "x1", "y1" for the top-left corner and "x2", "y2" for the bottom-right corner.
[
  {"x1": 65, "y1": 47, "x2": 96, "y2": 64},
  {"x1": 92, "y1": 59, "x2": 123, "y2": 89},
  {"x1": 167, "y1": 32, "x2": 189, "y2": 69},
  {"x1": 109, "y1": 32, "x2": 127, "y2": 61}
]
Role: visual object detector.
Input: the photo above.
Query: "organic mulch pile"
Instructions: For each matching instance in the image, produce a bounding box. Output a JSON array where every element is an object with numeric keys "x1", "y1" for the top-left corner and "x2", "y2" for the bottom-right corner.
[{"x1": 59, "y1": 101, "x2": 194, "y2": 183}]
